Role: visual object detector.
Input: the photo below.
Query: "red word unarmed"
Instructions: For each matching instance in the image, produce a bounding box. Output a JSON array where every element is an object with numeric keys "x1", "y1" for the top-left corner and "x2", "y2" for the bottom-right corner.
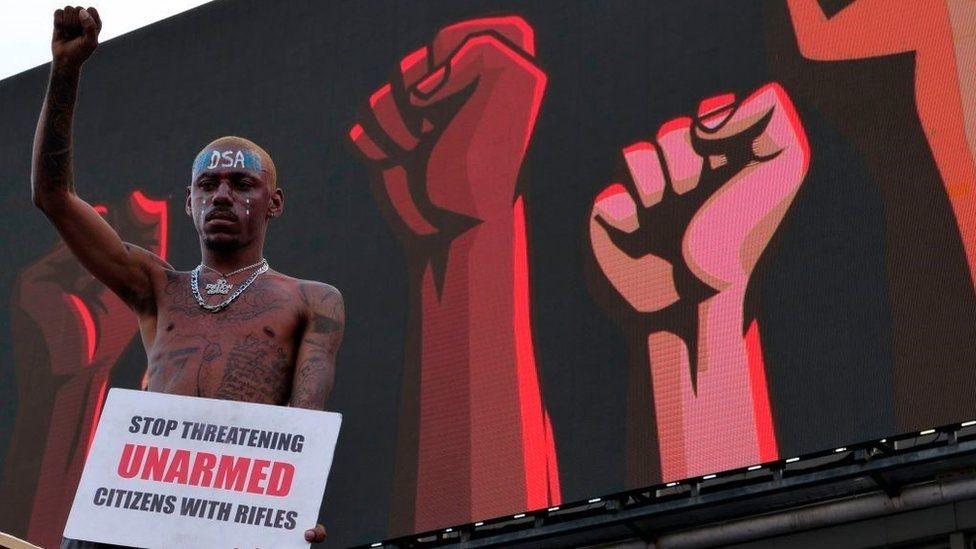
[{"x1": 117, "y1": 444, "x2": 294, "y2": 497}]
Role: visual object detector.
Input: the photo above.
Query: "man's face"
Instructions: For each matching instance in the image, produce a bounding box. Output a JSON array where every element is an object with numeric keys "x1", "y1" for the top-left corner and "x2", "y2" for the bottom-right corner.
[{"x1": 186, "y1": 145, "x2": 281, "y2": 252}]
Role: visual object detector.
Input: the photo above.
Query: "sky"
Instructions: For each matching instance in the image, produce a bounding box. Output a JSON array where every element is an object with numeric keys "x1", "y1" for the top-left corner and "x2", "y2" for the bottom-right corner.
[{"x1": 0, "y1": 0, "x2": 215, "y2": 82}]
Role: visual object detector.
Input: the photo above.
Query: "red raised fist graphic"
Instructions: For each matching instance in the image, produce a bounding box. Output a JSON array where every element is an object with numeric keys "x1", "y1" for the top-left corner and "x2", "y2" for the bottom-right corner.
[
  {"x1": 350, "y1": 16, "x2": 546, "y2": 241},
  {"x1": 1, "y1": 191, "x2": 167, "y2": 548},
  {"x1": 349, "y1": 17, "x2": 559, "y2": 534}
]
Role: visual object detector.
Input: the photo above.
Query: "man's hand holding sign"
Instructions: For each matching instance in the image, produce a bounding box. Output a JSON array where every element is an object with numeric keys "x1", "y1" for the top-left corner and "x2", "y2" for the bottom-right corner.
[{"x1": 32, "y1": 7, "x2": 341, "y2": 546}]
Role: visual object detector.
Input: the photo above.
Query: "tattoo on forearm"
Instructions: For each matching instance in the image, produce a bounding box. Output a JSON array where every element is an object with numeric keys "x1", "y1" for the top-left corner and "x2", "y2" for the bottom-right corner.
[
  {"x1": 291, "y1": 354, "x2": 331, "y2": 409},
  {"x1": 36, "y1": 64, "x2": 81, "y2": 194}
]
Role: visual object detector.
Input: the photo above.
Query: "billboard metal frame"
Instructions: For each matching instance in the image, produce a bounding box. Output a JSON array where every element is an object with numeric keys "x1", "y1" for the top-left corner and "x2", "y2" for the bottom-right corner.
[{"x1": 357, "y1": 421, "x2": 976, "y2": 548}]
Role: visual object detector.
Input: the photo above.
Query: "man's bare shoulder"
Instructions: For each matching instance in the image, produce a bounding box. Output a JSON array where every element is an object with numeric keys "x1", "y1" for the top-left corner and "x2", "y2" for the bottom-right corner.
[
  {"x1": 298, "y1": 280, "x2": 343, "y2": 313},
  {"x1": 292, "y1": 278, "x2": 345, "y2": 362},
  {"x1": 263, "y1": 272, "x2": 343, "y2": 313},
  {"x1": 277, "y1": 276, "x2": 345, "y2": 337},
  {"x1": 124, "y1": 242, "x2": 174, "y2": 271},
  {"x1": 121, "y1": 242, "x2": 174, "y2": 314}
]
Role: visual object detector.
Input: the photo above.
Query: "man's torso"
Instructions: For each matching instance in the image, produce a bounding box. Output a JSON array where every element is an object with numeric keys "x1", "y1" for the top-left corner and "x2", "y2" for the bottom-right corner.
[{"x1": 140, "y1": 269, "x2": 313, "y2": 405}]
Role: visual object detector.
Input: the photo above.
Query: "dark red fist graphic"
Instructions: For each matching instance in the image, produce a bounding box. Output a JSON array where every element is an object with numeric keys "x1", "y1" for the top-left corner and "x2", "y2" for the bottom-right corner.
[
  {"x1": 350, "y1": 16, "x2": 546, "y2": 241},
  {"x1": 1, "y1": 191, "x2": 167, "y2": 548},
  {"x1": 348, "y1": 18, "x2": 559, "y2": 534}
]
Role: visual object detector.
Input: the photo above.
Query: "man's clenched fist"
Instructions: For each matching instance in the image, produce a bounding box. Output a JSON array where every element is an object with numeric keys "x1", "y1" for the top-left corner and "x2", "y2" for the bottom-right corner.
[
  {"x1": 52, "y1": 6, "x2": 102, "y2": 67},
  {"x1": 590, "y1": 83, "x2": 810, "y2": 314}
]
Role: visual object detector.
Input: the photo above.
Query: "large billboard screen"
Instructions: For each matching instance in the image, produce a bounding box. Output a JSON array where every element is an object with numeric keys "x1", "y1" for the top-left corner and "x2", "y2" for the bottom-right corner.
[{"x1": 2, "y1": 1, "x2": 975, "y2": 547}]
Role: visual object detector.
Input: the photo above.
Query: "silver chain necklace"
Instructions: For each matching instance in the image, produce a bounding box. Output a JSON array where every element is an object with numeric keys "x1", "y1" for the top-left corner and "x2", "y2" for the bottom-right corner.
[
  {"x1": 191, "y1": 260, "x2": 269, "y2": 313},
  {"x1": 199, "y1": 258, "x2": 268, "y2": 295}
]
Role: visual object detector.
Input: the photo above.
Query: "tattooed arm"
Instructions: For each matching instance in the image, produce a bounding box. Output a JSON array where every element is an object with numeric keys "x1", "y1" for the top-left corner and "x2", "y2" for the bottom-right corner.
[
  {"x1": 292, "y1": 283, "x2": 343, "y2": 544},
  {"x1": 32, "y1": 7, "x2": 170, "y2": 315},
  {"x1": 290, "y1": 282, "x2": 345, "y2": 410}
]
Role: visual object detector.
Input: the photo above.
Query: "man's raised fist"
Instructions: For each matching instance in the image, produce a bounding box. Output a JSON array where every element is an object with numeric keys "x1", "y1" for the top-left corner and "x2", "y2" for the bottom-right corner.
[
  {"x1": 52, "y1": 6, "x2": 102, "y2": 67},
  {"x1": 349, "y1": 16, "x2": 547, "y2": 242},
  {"x1": 589, "y1": 83, "x2": 810, "y2": 315}
]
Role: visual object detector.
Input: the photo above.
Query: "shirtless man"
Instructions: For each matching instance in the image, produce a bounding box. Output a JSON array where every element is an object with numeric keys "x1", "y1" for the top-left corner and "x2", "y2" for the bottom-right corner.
[{"x1": 32, "y1": 7, "x2": 340, "y2": 547}]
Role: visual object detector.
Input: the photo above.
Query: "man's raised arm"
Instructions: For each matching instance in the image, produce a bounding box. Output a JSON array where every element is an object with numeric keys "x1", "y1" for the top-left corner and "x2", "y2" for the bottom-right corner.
[{"x1": 32, "y1": 6, "x2": 168, "y2": 315}]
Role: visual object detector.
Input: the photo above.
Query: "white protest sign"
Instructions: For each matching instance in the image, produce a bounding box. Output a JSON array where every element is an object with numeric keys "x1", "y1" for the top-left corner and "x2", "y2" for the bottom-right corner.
[{"x1": 64, "y1": 389, "x2": 342, "y2": 549}]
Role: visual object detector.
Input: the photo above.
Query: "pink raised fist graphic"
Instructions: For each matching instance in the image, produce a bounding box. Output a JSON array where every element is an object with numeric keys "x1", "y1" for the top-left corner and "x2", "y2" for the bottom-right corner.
[
  {"x1": 590, "y1": 84, "x2": 809, "y2": 482},
  {"x1": 592, "y1": 83, "x2": 809, "y2": 313}
]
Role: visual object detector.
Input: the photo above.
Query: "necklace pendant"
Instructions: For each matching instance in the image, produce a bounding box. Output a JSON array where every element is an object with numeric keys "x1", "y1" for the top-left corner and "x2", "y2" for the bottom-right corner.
[
  {"x1": 191, "y1": 262, "x2": 268, "y2": 313},
  {"x1": 205, "y1": 278, "x2": 233, "y2": 295}
]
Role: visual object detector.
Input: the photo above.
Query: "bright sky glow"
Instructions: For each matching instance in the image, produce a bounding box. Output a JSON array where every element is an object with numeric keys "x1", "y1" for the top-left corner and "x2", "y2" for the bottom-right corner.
[{"x1": 0, "y1": 0, "x2": 215, "y2": 82}]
